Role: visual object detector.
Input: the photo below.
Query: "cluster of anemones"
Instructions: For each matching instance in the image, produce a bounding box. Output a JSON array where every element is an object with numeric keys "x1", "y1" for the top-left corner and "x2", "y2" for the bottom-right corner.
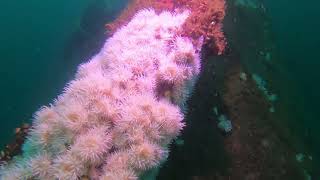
[
  {"x1": 0, "y1": 9, "x2": 203, "y2": 180},
  {"x1": 106, "y1": 0, "x2": 226, "y2": 55}
]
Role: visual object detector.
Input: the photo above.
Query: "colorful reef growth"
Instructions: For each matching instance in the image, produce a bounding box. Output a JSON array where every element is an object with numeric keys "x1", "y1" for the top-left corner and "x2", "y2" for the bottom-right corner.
[
  {"x1": 0, "y1": 1, "x2": 226, "y2": 179},
  {"x1": 106, "y1": 0, "x2": 227, "y2": 55}
]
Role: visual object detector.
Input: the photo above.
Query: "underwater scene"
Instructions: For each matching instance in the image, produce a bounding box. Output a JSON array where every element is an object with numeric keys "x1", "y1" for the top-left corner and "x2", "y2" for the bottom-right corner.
[{"x1": 0, "y1": 0, "x2": 317, "y2": 179}]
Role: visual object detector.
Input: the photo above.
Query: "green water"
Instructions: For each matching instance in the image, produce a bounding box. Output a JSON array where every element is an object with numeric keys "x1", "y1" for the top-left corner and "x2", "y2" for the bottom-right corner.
[
  {"x1": 0, "y1": 0, "x2": 127, "y2": 148},
  {"x1": 0, "y1": 0, "x2": 317, "y2": 178},
  {"x1": 264, "y1": 0, "x2": 319, "y2": 151},
  {"x1": 264, "y1": 0, "x2": 319, "y2": 171},
  {"x1": 0, "y1": 0, "x2": 91, "y2": 148}
]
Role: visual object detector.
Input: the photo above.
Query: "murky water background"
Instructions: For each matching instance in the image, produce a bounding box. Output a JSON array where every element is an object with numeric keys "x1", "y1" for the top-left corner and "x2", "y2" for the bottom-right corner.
[{"x1": 0, "y1": 0, "x2": 317, "y2": 178}]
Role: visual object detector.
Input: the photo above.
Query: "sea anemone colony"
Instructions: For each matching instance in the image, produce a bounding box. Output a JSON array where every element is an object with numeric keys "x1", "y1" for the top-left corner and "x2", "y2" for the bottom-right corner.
[
  {"x1": 107, "y1": 0, "x2": 226, "y2": 55},
  {"x1": 0, "y1": 0, "x2": 226, "y2": 179}
]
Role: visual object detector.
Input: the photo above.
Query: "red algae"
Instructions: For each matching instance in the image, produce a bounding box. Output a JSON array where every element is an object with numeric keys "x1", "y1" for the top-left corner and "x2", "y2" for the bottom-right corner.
[{"x1": 177, "y1": 0, "x2": 227, "y2": 55}]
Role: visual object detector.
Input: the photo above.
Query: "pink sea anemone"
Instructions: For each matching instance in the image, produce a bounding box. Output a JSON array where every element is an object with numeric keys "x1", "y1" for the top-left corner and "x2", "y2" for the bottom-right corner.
[
  {"x1": 55, "y1": 99, "x2": 89, "y2": 134},
  {"x1": 30, "y1": 153, "x2": 54, "y2": 179},
  {"x1": 152, "y1": 100, "x2": 185, "y2": 138},
  {"x1": 159, "y1": 61, "x2": 184, "y2": 83},
  {"x1": 33, "y1": 106, "x2": 58, "y2": 124},
  {"x1": 89, "y1": 97, "x2": 122, "y2": 125},
  {"x1": 128, "y1": 141, "x2": 166, "y2": 171},
  {"x1": 29, "y1": 122, "x2": 56, "y2": 147},
  {"x1": 72, "y1": 127, "x2": 111, "y2": 164},
  {"x1": 52, "y1": 153, "x2": 85, "y2": 180},
  {"x1": 103, "y1": 151, "x2": 130, "y2": 172},
  {"x1": 100, "y1": 168, "x2": 137, "y2": 180}
]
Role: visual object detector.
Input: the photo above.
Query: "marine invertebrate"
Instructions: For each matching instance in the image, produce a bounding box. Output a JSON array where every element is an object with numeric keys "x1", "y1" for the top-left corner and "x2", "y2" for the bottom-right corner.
[
  {"x1": 30, "y1": 153, "x2": 53, "y2": 179},
  {"x1": 128, "y1": 141, "x2": 167, "y2": 170},
  {"x1": 0, "y1": 8, "x2": 203, "y2": 179},
  {"x1": 72, "y1": 126, "x2": 111, "y2": 164},
  {"x1": 52, "y1": 152, "x2": 86, "y2": 179},
  {"x1": 106, "y1": 0, "x2": 227, "y2": 55}
]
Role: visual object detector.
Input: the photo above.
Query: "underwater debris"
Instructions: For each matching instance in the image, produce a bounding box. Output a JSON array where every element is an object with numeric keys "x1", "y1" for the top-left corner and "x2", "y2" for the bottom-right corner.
[
  {"x1": 217, "y1": 114, "x2": 233, "y2": 134},
  {"x1": 213, "y1": 106, "x2": 219, "y2": 115},
  {"x1": 212, "y1": 105, "x2": 232, "y2": 134},
  {"x1": 295, "y1": 153, "x2": 305, "y2": 163},
  {"x1": 252, "y1": 73, "x2": 278, "y2": 103},
  {"x1": 239, "y1": 72, "x2": 247, "y2": 81}
]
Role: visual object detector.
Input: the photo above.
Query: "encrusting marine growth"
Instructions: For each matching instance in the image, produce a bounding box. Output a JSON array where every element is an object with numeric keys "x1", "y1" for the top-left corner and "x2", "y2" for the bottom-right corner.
[
  {"x1": 0, "y1": 9, "x2": 204, "y2": 179},
  {"x1": 1, "y1": 0, "x2": 227, "y2": 178},
  {"x1": 106, "y1": 0, "x2": 227, "y2": 55}
]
